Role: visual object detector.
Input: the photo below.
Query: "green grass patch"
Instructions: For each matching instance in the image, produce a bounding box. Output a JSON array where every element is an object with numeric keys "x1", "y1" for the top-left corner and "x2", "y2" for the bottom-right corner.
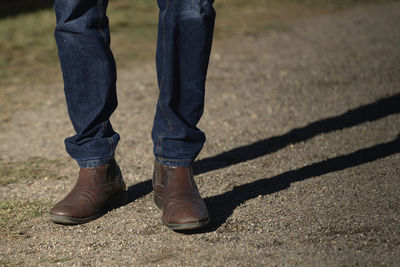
[
  {"x1": 0, "y1": 157, "x2": 64, "y2": 186},
  {"x1": 0, "y1": 201, "x2": 51, "y2": 233}
]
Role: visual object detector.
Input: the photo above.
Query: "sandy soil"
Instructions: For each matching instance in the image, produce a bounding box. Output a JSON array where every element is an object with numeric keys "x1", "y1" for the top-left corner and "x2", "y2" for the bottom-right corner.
[{"x1": 1, "y1": 2, "x2": 399, "y2": 266}]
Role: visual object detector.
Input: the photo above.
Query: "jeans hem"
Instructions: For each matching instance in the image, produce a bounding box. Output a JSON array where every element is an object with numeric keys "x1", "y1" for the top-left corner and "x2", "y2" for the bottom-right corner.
[
  {"x1": 155, "y1": 157, "x2": 193, "y2": 167},
  {"x1": 76, "y1": 156, "x2": 114, "y2": 168}
]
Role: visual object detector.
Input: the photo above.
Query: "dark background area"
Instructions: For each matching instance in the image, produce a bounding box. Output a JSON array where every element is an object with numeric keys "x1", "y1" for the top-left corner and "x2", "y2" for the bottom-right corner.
[{"x1": 0, "y1": 0, "x2": 53, "y2": 18}]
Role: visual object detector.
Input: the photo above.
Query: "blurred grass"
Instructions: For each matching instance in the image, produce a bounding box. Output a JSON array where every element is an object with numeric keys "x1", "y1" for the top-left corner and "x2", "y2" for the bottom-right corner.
[
  {"x1": 0, "y1": 201, "x2": 51, "y2": 236},
  {"x1": 0, "y1": 0, "x2": 396, "y2": 122},
  {"x1": 0, "y1": 157, "x2": 64, "y2": 185},
  {"x1": 0, "y1": 0, "x2": 394, "y2": 87}
]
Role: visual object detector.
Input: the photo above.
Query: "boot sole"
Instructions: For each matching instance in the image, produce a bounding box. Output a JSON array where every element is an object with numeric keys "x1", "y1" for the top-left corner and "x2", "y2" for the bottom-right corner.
[
  {"x1": 162, "y1": 217, "x2": 210, "y2": 231},
  {"x1": 49, "y1": 191, "x2": 128, "y2": 225},
  {"x1": 49, "y1": 213, "x2": 101, "y2": 225},
  {"x1": 154, "y1": 193, "x2": 210, "y2": 231}
]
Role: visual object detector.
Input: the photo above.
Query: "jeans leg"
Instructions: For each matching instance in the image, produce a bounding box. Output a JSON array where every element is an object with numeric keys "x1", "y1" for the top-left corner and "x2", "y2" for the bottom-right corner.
[
  {"x1": 152, "y1": 0, "x2": 216, "y2": 167},
  {"x1": 54, "y1": 0, "x2": 119, "y2": 167}
]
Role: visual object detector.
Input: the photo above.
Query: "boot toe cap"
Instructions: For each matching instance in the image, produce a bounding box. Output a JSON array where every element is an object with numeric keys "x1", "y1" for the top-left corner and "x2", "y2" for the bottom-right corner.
[
  {"x1": 50, "y1": 203, "x2": 84, "y2": 220},
  {"x1": 164, "y1": 203, "x2": 209, "y2": 224}
]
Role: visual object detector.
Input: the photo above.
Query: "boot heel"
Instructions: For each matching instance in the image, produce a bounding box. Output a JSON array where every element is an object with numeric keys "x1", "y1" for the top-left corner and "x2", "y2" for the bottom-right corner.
[{"x1": 154, "y1": 193, "x2": 163, "y2": 210}]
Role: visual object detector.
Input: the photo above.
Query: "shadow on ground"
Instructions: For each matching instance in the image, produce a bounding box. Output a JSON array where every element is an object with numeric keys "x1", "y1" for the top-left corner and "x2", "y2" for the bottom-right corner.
[
  {"x1": 194, "y1": 93, "x2": 400, "y2": 175},
  {"x1": 203, "y1": 135, "x2": 400, "y2": 232},
  {"x1": 115, "y1": 93, "x2": 400, "y2": 232}
]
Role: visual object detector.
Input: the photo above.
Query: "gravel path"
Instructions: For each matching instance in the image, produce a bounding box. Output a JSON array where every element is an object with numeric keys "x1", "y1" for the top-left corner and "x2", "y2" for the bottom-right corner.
[{"x1": 1, "y1": 2, "x2": 400, "y2": 265}]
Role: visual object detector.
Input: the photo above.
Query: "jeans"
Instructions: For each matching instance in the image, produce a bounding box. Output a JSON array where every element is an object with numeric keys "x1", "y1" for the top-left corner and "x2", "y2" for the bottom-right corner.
[{"x1": 54, "y1": 0, "x2": 215, "y2": 168}]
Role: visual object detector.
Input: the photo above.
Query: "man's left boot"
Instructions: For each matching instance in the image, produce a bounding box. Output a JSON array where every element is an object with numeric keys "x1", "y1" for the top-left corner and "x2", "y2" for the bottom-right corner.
[
  {"x1": 49, "y1": 159, "x2": 126, "y2": 224},
  {"x1": 152, "y1": 160, "x2": 210, "y2": 230}
]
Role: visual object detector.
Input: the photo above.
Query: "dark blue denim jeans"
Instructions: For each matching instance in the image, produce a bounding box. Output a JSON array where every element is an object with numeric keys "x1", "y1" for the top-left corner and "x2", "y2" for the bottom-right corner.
[{"x1": 54, "y1": 0, "x2": 215, "y2": 168}]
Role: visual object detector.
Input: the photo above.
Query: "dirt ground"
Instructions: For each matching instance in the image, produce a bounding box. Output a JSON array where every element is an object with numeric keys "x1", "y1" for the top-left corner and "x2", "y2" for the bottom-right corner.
[{"x1": 1, "y1": 2, "x2": 400, "y2": 266}]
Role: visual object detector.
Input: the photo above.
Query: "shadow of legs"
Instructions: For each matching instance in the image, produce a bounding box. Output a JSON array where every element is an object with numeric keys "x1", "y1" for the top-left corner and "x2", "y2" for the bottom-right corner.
[
  {"x1": 194, "y1": 93, "x2": 400, "y2": 175},
  {"x1": 203, "y1": 137, "x2": 400, "y2": 232}
]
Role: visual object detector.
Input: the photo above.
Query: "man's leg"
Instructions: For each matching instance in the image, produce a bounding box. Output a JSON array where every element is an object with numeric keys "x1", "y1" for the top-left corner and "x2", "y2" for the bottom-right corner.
[
  {"x1": 49, "y1": 0, "x2": 125, "y2": 224},
  {"x1": 54, "y1": 0, "x2": 119, "y2": 166},
  {"x1": 152, "y1": 0, "x2": 216, "y2": 230}
]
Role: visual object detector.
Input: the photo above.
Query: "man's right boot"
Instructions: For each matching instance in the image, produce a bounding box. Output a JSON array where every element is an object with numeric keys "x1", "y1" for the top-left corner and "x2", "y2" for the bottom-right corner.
[
  {"x1": 49, "y1": 159, "x2": 126, "y2": 224},
  {"x1": 152, "y1": 161, "x2": 210, "y2": 231}
]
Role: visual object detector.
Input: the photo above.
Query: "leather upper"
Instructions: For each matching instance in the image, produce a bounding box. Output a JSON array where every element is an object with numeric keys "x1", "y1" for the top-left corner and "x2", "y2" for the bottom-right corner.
[
  {"x1": 50, "y1": 159, "x2": 125, "y2": 219},
  {"x1": 153, "y1": 161, "x2": 209, "y2": 225}
]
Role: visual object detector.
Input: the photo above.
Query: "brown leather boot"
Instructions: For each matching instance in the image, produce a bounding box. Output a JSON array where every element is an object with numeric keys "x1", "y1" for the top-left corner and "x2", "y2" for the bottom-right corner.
[
  {"x1": 49, "y1": 159, "x2": 126, "y2": 224},
  {"x1": 153, "y1": 161, "x2": 210, "y2": 230}
]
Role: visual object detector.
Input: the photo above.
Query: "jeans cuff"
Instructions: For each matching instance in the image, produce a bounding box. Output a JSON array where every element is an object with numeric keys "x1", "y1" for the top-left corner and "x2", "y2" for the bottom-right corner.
[
  {"x1": 155, "y1": 157, "x2": 193, "y2": 167},
  {"x1": 76, "y1": 156, "x2": 114, "y2": 168}
]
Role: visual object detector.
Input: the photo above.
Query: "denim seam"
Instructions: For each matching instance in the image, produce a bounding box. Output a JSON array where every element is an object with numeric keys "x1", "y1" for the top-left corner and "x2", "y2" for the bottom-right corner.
[
  {"x1": 102, "y1": 120, "x2": 114, "y2": 153},
  {"x1": 159, "y1": 0, "x2": 169, "y2": 91},
  {"x1": 108, "y1": 137, "x2": 114, "y2": 153},
  {"x1": 156, "y1": 0, "x2": 175, "y2": 162},
  {"x1": 97, "y1": 0, "x2": 107, "y2": 40},
  {"x1": 101, "y1": 121, "x2": 106, "y2": 136}
]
